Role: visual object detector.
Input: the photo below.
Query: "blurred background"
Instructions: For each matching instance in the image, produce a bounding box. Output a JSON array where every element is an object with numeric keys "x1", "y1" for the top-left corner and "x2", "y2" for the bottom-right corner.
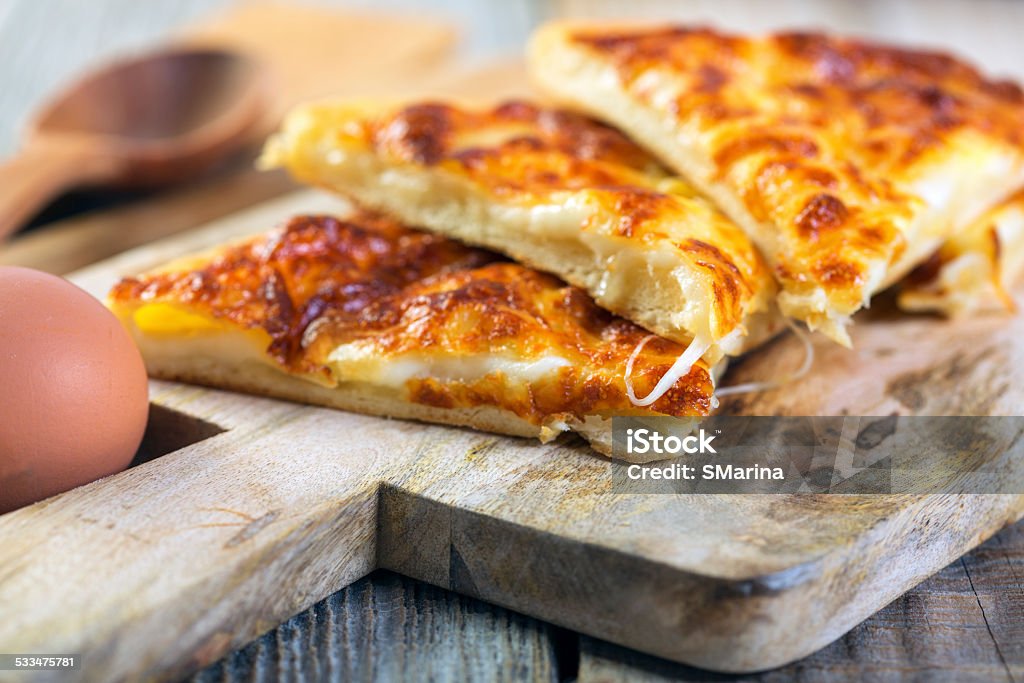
[
  {"x1": 2, "y1": 0, "x2": 1024, "y2": 262},
  {"x1": 4, "y1": 0, "x2": 1024, "y2": 155}
]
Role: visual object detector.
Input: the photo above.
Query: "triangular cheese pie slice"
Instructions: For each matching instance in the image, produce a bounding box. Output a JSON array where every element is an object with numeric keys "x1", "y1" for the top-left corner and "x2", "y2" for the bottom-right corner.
[
  {"x1": 528, "y1": 23, "x2": 1024, "y2": 344},
  {"x1": 900, "y1": 188, "x2": 1024, "y2": 315},
  {"x1": 261, "y1": 99, "x2": 780, "y2": 365},
  {"x1": 108, "y1": 211, "x2": 721, "y2": 458}
]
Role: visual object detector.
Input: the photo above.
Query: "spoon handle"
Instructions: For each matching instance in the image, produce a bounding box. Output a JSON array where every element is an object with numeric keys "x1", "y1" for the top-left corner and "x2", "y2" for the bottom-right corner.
[{"x1": 0, "y1": 141, "x2": 117, "y2": 241}]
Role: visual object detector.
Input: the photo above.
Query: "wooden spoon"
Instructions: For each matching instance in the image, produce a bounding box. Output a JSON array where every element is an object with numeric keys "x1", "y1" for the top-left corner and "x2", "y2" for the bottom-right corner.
[{"x1": 0, "y1": 47, "x2": 268, "y2": 240}]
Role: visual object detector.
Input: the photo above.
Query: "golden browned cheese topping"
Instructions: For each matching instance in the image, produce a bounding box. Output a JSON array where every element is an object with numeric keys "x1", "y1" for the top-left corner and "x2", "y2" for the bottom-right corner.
[
  {"x1": 570, "y1": 26, "x2": 1024, "y2": 310},
  {"x1": 365, "y1": 100, "x2": 662, "y2": 193},
  {"x1": 109, "y1": 213, "x2": 714, "y2": 421},
  {"x1": 575, "y1": 27, "x2": 1023, "y2": 155},
  {"x1": 318, "y1": 99, "x2": 772, "y2": 339}
]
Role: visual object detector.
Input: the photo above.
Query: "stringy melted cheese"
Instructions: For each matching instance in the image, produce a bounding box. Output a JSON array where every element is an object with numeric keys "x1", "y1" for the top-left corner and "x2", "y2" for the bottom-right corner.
[{"x1": 625, "y1": 335, "x2": 711, "y2": 407}]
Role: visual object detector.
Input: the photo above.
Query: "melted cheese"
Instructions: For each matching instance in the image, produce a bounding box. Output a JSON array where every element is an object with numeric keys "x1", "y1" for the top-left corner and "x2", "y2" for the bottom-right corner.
[
  {"x1": 262, "y1": 99, "x2": 779, "y2": 358},
  {"x1": 133, "y1": 303, "x2": 227, "y2": 335},
  {"x1": 625, "y1": 335, "x2": 711, "y2": 407},
  {"x1": 900, "y1": 189, "x2": 1024, "y2": 315},
  {"x1": 108, "y1": 212, "x2": 719, "y2": 425},
  {"x1": 528, "y1": 22, "x2": 1024, "y2": 344},
  {"x1": 327, "y1": 342, "x2": 572, "y2": 388}
]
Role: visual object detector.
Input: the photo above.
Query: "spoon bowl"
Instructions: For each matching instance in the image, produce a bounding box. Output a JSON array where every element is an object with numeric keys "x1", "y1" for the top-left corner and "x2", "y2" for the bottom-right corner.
[{"x1": 0, "y1": 46, "x2": 268, "y2": 238}]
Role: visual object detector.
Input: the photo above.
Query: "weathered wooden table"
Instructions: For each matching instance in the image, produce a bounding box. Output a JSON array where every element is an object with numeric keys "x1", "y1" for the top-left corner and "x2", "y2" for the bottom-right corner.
[
  {"x1": 1, "y1": 1, "x2": 1022, "y2": 681},
  {"x1": 189, "y1": 527, "x2": 1024, "y2": 682}
]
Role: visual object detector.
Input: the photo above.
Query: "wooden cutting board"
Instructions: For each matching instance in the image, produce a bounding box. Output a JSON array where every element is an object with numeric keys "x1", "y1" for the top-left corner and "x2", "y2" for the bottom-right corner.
[{"x1": 0, "y1": 189, "x2": 1021, "y2": 682}]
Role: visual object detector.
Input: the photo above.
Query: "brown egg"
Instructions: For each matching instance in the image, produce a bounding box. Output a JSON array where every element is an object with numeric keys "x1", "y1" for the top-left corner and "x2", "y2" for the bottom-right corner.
[{"x1": 0, "y1": 266, "x2": 148, "y2": 513}]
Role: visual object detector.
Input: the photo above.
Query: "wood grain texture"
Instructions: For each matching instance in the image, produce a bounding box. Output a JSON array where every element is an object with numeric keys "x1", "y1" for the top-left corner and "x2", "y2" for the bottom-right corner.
[
  {"x1": 0, "y1": 381, "x2": 381, "y2": 683},
  {"x1": 187, "y1": 520, "x2": 1023, "y2": 682},
  {"x1": 0, "y1": 190, "x2": 1019, "y2": 681},
  {"x1": 189, "y1": 571, "x2": 562, "y2": 683},
  {"x1": 716, "y1": 293, "x2": 1024, "y2": 417},
  {"x1": 573, "y1": 520, "x2": 1024, "y2": 683}
]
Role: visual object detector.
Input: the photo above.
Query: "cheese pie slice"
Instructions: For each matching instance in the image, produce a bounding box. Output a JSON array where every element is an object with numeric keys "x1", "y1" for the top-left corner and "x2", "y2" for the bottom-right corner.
[
  {"x1": 528, "y1": 23, "x2": 1024, "y2": 344},
  {"x1": 260, "y1": 99, "x2": 780, "y2": 365},
  {"x1": 107, "y1": 211, "x2": 720, "y2": 458},
  {"x1": 899, "y1": 189, "x2": 1024, "y2": 315}
]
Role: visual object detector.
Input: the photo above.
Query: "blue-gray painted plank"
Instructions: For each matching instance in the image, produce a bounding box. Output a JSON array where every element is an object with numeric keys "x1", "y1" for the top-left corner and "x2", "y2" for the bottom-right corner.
[{"x1": 189, "y1": 570, "x2": 561, "y2": 683}]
